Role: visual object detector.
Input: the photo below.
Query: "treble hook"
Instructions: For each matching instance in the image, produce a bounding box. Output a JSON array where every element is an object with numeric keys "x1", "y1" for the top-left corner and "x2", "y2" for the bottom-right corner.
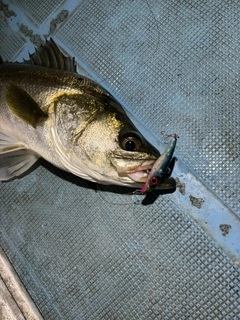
[{"x1": 160, "y1": 131, "x2": 179, "y2": 144}]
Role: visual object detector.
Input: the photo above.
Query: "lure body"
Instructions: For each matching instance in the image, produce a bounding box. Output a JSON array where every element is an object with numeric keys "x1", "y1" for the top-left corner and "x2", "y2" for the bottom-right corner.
[{"x1": 140, "y1": 133, "x2": 179, "y2": 193}]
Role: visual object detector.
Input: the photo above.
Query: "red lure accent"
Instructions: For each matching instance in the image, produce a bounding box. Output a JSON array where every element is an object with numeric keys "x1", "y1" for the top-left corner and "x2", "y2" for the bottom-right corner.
[{"x1": 150, "y1": 177, "x2": 158, "y2": 185}]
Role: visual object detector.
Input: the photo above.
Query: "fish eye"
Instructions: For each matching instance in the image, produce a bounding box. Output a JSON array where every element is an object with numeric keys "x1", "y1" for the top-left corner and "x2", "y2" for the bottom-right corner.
[{"x1": 121, "y1": 136, "x2": 141, "y2": 151}]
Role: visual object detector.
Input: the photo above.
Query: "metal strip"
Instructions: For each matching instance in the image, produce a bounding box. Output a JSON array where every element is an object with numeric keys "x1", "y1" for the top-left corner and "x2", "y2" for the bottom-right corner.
[{"x1": 0, "y1": 247, "x2": 44, "y2": 320}]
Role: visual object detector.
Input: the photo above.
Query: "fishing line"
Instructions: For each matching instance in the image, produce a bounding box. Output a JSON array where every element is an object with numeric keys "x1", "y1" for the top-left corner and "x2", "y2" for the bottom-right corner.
[{"x1": 95, "y1": 184, "x2": 142, "y2": 206}]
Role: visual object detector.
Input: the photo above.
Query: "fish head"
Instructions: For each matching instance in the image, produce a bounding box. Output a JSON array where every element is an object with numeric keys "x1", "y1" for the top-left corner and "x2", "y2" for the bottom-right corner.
[{"x1": 50, "y1": 92, "x2": 159, "y2": 186}]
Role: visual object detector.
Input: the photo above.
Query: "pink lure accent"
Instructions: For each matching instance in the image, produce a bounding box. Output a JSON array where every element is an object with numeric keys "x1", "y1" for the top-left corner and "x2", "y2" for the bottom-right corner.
[{"x1": 140, "y1": 182, "x2": 148, "y2": 194}]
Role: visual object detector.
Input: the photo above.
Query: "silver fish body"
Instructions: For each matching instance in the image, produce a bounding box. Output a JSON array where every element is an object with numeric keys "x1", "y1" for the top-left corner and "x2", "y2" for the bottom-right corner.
[{"x1": 0, "y1": 39, "x2": 161, "y2": 186}]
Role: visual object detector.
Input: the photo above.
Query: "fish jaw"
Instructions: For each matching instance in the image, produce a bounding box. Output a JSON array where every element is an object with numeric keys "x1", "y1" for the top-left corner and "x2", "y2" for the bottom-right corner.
[
  {"x1": 110, "y1": 157, "x2": 155, "y2": 184},
  {"x1": 125, "y1": 160, "x2": 155, "y2": 183}
]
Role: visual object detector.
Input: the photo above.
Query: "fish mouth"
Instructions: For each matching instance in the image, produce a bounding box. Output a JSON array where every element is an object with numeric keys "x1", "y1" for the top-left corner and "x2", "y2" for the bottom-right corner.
[
  {"x1": 112, "y1": 159, "x2": 155, "y2": 183},
  {"x1": 126, "y1": 160, "x2": 154, "y2": 182}
]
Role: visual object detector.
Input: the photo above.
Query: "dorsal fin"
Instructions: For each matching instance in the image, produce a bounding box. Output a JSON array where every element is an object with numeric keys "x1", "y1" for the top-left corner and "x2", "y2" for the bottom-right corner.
[{"x1": 23, "y1": 38, "x2": 76, "y2": 72}]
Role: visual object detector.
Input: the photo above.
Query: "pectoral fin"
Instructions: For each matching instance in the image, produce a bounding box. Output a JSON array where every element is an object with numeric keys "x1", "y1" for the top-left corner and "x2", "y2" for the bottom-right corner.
[
  {"x1": 6, "y1": 83, "x2": 47, "y2": 128},
  {"x1": 0, "y1": 132, "x2": 25, "y2": 153},
  {"x1": 0, "y1": 132, "x2": 39, "y2": 180},
  {"x1": 0, "y1": 149, "x2": 39, "y2": 181}
]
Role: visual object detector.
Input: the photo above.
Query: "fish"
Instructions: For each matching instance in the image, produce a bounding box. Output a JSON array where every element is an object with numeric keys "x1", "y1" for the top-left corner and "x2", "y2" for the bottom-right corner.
[
  {"x1": 139, "y1": 133, "x2": 179, "y2": 193},
  {"x1": 0, "y1": 38, "x2": 176, "y2": 189}
]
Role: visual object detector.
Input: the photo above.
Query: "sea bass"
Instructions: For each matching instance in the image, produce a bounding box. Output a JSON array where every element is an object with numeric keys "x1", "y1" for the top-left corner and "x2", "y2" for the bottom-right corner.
[{"x1": 0, "y1": 39, "x2": 175, "y2": 189}]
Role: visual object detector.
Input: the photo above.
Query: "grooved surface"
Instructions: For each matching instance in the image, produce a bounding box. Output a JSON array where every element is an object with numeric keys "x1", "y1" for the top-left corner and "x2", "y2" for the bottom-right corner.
[
  {"x1": 1, "y1": 161, "x2": 240, "y2": 319},
  {"x1": 15, "y1": 0, "x2": 65, "y2": 25},
  {"x1": 1, "y1": 0, "x2": 239, "y2": 319},
  {"x1": 0, "y1": 19, "x2": 24, "y2": 60}
]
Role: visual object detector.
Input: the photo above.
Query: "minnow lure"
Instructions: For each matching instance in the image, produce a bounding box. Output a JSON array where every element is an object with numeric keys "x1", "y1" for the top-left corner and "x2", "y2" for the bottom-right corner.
[{"x1": 139, "y1": 133, "x2": 179, "y2": 194}]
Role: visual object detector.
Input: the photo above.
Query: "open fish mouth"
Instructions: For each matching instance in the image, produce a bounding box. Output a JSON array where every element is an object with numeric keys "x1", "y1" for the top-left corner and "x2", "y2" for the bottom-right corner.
[
  {"x1": 126, "y1": 160, "x2": 155, "y2": 182},
  {"x1": 114, "y1": 160, "x2": 155, "y2": 183}
]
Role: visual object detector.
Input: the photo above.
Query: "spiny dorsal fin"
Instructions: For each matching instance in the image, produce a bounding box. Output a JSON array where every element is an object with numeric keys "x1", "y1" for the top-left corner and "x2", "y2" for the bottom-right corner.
[
  {"x1": 6, "y1": 83, "x2": 48, "y2": 128},
  {"x1": 23, "y1": 38, "x2": 76, "y2": 72}
]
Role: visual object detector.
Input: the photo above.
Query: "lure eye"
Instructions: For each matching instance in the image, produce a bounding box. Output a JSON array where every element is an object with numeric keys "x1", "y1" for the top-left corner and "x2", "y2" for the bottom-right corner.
[
  {"x1": 150, "y1": 177, "x2": 158, "y2": 185},
  {"x1": 121, "y1": 136, "x2": 141, "y2": 151}
]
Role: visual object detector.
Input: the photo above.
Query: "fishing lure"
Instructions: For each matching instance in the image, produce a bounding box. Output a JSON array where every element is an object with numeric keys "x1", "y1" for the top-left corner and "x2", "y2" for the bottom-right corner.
[{"x1": 139, "y1": 133, "x2": 179, "y2": 194}]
